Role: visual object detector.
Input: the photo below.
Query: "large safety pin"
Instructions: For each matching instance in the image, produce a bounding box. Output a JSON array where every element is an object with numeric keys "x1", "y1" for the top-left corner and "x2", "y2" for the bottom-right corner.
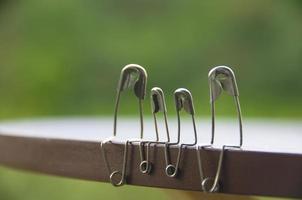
[
  {"x1": 197, "y1": 66, "x2": 243, "y2": 192},
  {"x1": 209, "y1": 66, "x2": 242, "y2": 145},
  {"x1": 165, "y1": 88, "x2": 197, "y2": 178},
  {"x1": 100, "y1": 64, "x2": 147, "y2": 186}
]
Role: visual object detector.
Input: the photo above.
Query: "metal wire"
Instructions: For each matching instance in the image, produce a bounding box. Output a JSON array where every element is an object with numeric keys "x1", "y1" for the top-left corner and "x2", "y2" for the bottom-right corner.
[
  {"x1": 100, "y1": 64, "x2": 147, "y2": 186},
  {"x1": 197, "y1": 66, "x2": 243, "y2": 192}
]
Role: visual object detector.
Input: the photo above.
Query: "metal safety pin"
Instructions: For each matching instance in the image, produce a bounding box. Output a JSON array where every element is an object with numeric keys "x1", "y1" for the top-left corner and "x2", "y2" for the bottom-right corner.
[
  {"x1": 197, "y1": 66, "x2": 243, "y2": 192},
  {"x1": 100, "y1": 64, "x2": 147, "y2": 186},
  {"x1": 209, "y1": 66, "x2": 242, "y2": 145},
  {"x1": 139, "y1": 87, "x2": 170, "y2": 174},
  {"x1": 165, "y1": 88, "x2": 197, "y2": 178}
]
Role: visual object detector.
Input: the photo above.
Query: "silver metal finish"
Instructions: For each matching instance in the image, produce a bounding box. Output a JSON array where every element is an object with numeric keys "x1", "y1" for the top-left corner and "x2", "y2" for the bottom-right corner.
[
  {"x1": 165, "y1": 88, "x2": 197, "y2": 178},
  {"x1": 100, "y1": 139, "x2": 129, "y2": 186},
  {"x1": 196, "y1": 66, "x2": 243, "y2": 192},
  {"x1": 139, "y1": 87, "x2": 170, "y2": 174},
  {"x1": 208, "y1": 65, "x2": 242, "y2": 145},
  {"x1": 100, "y1": 64, "x2": 147, "y2": 186},
  {"x1": 151, "y1": 87, "x2": 170, "y2": 143}
]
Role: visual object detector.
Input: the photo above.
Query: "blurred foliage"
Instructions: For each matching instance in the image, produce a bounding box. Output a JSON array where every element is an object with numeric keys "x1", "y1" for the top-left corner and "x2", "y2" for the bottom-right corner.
[
  {"x1": 0, "y1": 0, "x2": 302, "y2": 119},
  {"x1": 0, "y1": 167, "x2": 292, "y2": 200},
  {"x1": 0, "y1": 166, "x2": 293, "y2": 200},
  {"x1": 0, "y1": 166, "x2": 167, "y2": 200},
  {"x1": 0, "y1": 1, "x2": 301, "y2": 200}
]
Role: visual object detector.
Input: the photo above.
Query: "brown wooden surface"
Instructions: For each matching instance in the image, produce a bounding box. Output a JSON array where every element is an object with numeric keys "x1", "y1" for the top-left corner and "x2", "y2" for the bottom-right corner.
[{"x1": 0, "y1": 133, "x2": 301, "y2": 199}]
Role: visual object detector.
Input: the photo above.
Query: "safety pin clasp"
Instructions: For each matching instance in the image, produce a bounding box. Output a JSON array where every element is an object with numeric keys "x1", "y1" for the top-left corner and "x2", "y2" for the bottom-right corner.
[{"x1": 118, "y1": 64, "x2": 148, "y2": 99}]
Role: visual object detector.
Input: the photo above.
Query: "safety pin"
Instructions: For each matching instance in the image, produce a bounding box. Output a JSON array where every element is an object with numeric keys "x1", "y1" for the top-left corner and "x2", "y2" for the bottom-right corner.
[
  {"x1": 197, "y1": 66, "x2": 243, "y2": 192},
  {"x1": 139, "y1": 87, "x2": 170, "y2": 174},
  {"x1": 100, "y1": 64, "x2": 147, "y2": 186},
  {"x1": 209, "y1": 66, "x2": 242, "y2": 145},
  {"x1": 165, "y1": 88, "x2": 197, "y2": 178}
]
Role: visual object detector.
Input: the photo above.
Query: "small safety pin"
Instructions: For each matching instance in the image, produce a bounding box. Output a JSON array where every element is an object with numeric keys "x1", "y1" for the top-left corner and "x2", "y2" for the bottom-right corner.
[
  {"x1": 165, "y1": 88, "x2": 197, "y2": 178},
  {"x1": 139, "y1": 87, "x2": 170, "y2": 174},
  {"x1": 100, "y1": 64, "x2": 147, "y2": 186},
  {"x1": 151, "y1": 87, "x2": 170, "y2": 143},
  {"x1": 197, "y1": 66, "x2": 243, "y2": 192}
]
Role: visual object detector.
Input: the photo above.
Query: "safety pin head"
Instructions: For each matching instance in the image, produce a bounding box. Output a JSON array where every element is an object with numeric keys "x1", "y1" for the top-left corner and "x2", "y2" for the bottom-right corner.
[
  {"x1": 208, "y1": 66, "x2": 239, "y2": 102},
  {"x1": 174, "y1": 88, "x2": 195, "y2": 115},
  {"x1": 151, "y1": 87, "x2": 167, "y2": 114},
  {"x1": 118, "y1": 64, "x2": 148, "y2": 99}
]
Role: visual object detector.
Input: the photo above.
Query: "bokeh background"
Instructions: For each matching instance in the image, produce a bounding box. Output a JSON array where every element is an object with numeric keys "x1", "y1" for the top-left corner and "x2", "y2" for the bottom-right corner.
[{"x1": 0, "y1": 0, "x2": 301, "y2": 199}]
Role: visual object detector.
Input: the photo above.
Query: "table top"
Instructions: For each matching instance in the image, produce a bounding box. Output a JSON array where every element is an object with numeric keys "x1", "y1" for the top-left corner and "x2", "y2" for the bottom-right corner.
[{"x1": 0, "y1": 117, "x2": 301, "y2": 154}]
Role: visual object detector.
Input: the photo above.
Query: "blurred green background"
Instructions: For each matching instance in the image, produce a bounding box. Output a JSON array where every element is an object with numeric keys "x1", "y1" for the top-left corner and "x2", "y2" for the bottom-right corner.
[{"x1": 0, "y1": 0, "x2": 301, "y2": 199}]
